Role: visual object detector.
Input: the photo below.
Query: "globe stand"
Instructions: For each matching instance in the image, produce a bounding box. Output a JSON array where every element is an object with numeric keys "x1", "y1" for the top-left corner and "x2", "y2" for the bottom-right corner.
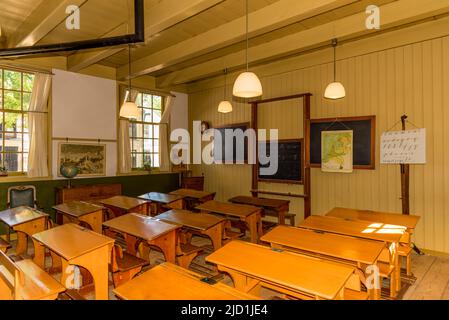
[{"x1": 67, "y1": 179, "x2": 74, "y2": 189}]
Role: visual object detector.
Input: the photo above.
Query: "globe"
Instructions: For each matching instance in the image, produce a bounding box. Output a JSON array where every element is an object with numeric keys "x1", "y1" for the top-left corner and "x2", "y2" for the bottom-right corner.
[{"x1": 60, "y1": 163, "x2": 79, "y2": 179}]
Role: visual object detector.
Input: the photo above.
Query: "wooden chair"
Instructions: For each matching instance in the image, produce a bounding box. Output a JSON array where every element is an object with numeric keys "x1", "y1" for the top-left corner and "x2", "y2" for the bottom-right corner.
[
  {"x1": 0, "y1": 250, "x2": 65, "y2": 300},
  {"x1": 110, "y1": 244, "x2": 149, "y2": 288},
  {"x1": 399, "y1": 232, "x2": 413, "y2": 276},
  {"x1": 0, "y1": 238, "x2": 10, "y2": 253},
  {"x1": 7, "y1": 185, "x2": 38, "y2": 209}
]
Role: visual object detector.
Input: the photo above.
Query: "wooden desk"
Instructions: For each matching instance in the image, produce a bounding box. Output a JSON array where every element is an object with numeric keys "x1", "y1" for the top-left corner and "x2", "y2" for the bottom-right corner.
[
  {"x1": 156, "y1": 210, "x2": 226, "y2": 250},
  {"x1": 99, "y1": 196, "x2": 149, "y2": 217},
  {"x1": 206, "y1": 241, "x2": 356, "y2": 300},
  {"x1": 261, "y1": 226, "x2": 385, "y2": 299},
  {"x1": 0, "y1": 206, "x2": 48, "y2": 266},
  {"x1": 299, "y1": 215, "x2": 404, "y2": 296},
  {"x1": 53, "y1": 201, "x2": 104, "y2": 234},
  {"x1": 138, "y1": 192, "x2": 185, "y2": 215},
  {"x1": 229, "y1": 196, "x2": 290, "y2": 225},
  {"x1": 32, "y1": 224, "x2": 114, "y2": 300},
  {"x1": 170, "y1": 189, "x2": 216, "y2": 210},
  {"x1": 103, "y1": 213, "x2": 179, "y2": 264},
  {"x1": 113, "y1": 262, "x2": 257, "y2": 300},
  {"x1": 196, "y1": 201, "x2": 262, "y2": 243}
]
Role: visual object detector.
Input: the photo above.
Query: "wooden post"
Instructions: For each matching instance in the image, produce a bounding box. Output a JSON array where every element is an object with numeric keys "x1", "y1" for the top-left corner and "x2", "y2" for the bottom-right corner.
[
  {"x1": 400, "y1": 115, "x2": 410, "y2": 215},
  {"x1": 303, "y1": 95, "x2": 312, "y2": 218}
]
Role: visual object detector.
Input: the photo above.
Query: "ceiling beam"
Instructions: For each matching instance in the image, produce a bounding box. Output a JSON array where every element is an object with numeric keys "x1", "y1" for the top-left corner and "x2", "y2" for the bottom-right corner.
[
  {"x1": 8, "y1": 0, "x2": 88, "y2": 48},
  {"x1": 116, "y1": 0, "x2": 358, "y2": 80},
  {"x1": 67, "y1": 0, "x2": 223, "y2": 72},
  {"x1": 157, "y1": 0, "x2": 449, "y2": 88}
]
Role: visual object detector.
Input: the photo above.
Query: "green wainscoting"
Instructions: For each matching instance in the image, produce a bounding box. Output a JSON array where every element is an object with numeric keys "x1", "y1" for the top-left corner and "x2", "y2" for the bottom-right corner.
[{"x1": 0, "y1": 173, "x2": 180, "y2": 233}]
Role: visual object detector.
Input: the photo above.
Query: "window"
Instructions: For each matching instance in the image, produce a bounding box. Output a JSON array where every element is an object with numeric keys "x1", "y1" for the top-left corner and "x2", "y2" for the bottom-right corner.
[
  {"x1": 0, "y1": 68, "x2": 34, "y2": 174},
  {"x1": 128, "y1": 91, "x2": 163, "y2": 170}
]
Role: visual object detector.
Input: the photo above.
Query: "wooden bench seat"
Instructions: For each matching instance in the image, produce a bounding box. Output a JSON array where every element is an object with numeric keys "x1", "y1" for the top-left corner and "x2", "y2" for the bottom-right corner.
[
  {"x1": 0, "y1": 250, "x2": 65, "y2": 300},
  {"x1": 0, "y1": 238, "x2": 10, "y2": 253},
  {"x1": 398, "y1": 245, "x2": 413, "y2": 276},
  {"x1": 263, "y1": 212, "x2": 296, "y2": 226},
  {"x1": 344, "y1": 289, "x2": 369, "y2": 300},
  {"x1": 177, "y1": 243, "x2": 202, "y2": 269},
  {"x1": 111, "y1": 245, "x2": 149, "y2": 288}
]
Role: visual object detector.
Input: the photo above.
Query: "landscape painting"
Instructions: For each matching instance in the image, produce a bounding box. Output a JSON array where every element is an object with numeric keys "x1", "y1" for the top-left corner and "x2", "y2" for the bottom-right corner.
[{"x1": 58, "y1": 143, "x2": 106, "y2": 177}]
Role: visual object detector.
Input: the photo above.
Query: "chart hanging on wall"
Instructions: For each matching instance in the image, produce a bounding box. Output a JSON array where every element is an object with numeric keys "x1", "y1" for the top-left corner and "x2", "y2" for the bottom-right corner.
[
  {"x1": 321, "y1": 130, "x2": 353, "y2": 173},
  {"x1": 380, "y1": 128, "x2": 426, "y2": 164}
]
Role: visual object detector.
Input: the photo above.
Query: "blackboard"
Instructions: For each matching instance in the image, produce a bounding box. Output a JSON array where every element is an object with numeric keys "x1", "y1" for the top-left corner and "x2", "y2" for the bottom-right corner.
[
  {"x1": 213, "y1": 122, "x2": 250, "y2": 163},
  {"x1": 310, "y1": 116, "x2": 376, "y2": 170},
  {"x1": 258, "y1": 139, "x2": 303, "y2": 184}
]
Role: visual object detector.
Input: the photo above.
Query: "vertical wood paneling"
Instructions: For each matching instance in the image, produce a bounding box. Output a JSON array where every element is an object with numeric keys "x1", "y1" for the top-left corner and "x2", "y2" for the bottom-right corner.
[{"x1": 188, "y1": 35, "x2": 449, "y2": 253}]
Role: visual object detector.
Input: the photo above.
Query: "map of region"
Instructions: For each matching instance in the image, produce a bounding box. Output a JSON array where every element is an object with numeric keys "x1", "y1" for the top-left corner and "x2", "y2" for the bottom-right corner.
[{"x1": 321, "y1": 130, "x2": 353, "y2": 173}]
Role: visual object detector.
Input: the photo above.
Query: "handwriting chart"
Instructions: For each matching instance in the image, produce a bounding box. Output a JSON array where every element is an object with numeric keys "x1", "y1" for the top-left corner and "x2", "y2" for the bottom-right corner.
[{"x1": 381, "y1": 128, "x2": 426, "y2": 164}]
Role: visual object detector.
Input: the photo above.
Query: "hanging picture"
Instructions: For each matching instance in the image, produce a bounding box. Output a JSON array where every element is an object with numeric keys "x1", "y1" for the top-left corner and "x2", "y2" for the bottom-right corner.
[
  {"x1": 58, "y1": 143, "x2": 106, "y2": 177},
  {"x1": 321, "y1": 130, "x2": 354, "y2": 173},
  {"x1": 380, "y1": 128, "x2": 426, "y2": 164}
]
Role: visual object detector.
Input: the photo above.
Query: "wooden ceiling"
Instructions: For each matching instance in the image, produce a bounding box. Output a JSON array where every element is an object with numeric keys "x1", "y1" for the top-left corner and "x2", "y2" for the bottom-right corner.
[{"x1": 1, "y1": 0, "x2": 449, "y2": 88}]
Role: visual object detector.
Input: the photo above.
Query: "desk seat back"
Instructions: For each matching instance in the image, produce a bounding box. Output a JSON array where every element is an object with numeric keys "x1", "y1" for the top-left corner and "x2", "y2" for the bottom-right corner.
[{"x1": 0, "y1": 251, "x2": 23, "y2": 300}]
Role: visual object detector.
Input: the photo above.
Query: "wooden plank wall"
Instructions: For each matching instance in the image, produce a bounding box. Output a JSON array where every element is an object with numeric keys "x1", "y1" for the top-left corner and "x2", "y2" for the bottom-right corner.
[{"x1": 188, "y1": 30, "x2": 449, "y2": 253}]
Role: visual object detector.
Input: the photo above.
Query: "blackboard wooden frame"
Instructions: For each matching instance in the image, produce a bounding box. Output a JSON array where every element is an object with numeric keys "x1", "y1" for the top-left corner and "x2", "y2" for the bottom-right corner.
[
  {"x1": 310, "y1": 115, "x2": 376, "y2": 170},
  {"x1": 213, "y1": 122, "x2": 251, "y2": 164},
  {"x1": 257, "y1": 139, "x2": 304, "y2": 185}
]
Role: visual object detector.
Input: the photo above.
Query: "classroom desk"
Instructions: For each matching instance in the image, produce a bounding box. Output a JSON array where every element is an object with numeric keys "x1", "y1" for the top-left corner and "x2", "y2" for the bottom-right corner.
[
  {"x1": 99, "y1": 196, "x2": 149, "y2": 217},
  {"x1": 103, "y1": 213, "x2": 180, "y2": 264},
  {"x1": 299, "y1": 215, "x2": 404, "y2": 297},
  {"x1": 53, "y1": 201, "x2": 105, "y2": 234},
  {"x1": 206, "y1": 241, "x2": 356, "y2": 300},
  {"x1": 156, "y1": 210, "x2": 226, "y2": 250},
  {"x1": 260, "y1": 225, "x2": 385, "y2": 299},
  {"x1": 196, "y1": 201, "x2": 263, "y2": 243},
  {"x1": 32, "y1": 223, "x2": 114, "y2": 300},
  {"x1": 229, "y1": 196, "x2": 290, "y2": 225},
  {"x1": 138, "y1": 192, "x2": 185, "y2": 215},
  {"x1": 113, "y1": 262, "x2": 257, "y2": 300},
  {"x1": 170, "y1": 189, "x2": 216, "y2": 210},
  {"x1": 0, "y1": 206, "x2": 48, "y2": 266}
]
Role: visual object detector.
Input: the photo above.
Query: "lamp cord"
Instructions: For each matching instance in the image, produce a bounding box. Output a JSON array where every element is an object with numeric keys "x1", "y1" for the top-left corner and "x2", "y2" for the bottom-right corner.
[
  {"x1": 246, "y1": 0, "x2": 249, "y2": 71},
  {"x1": 224, "y1": 69, "x2": 227, "y2": 99},
  {"x1": 128, "y1": 44, "x2": 132, "y2": 101}
]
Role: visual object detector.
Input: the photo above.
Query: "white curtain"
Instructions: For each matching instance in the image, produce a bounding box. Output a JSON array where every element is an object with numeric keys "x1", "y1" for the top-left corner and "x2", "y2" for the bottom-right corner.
[
  {"x1": 118, "y1": 88, "x2": 139, "y2": 173},
  {"x1": 159, "y1": 96, "x2": 175, "y2": 172},
  {"x1": 27, "y1": 73, "x2": 52, "y2": 178}
]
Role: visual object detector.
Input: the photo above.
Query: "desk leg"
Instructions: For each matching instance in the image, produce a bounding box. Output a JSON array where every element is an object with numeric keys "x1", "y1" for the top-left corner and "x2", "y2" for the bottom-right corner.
[
  {"x1": 392, "y1": 242, "x2": 401, "y2": 295},
  {"x1": 79, "y1": 210, "x2": 103, "y2": 234},
  {"x1": 278, "y1": 209, "x2": 287, "y2": 226},
  {"x1": 245, "y1": 213, "x2": 261, "y2": 244},
  {"x1": 217, "y1": 266, "x2": 261, "y2": 296},
  {"x1": 15, "y1": 231, "x2": 28, "y2": 256},
  {"x1": 32, "y1": 239, "x2": 46, "y2": 269},
  {"x1": 14, "y1": 217, "x2": 47, "y2": 257},
  {"x1": 148, "y1": 229, "x2": 177, "y2": 264},
  {"x1": 201, "y1": 222, "x2": 224, "y2": 251}
]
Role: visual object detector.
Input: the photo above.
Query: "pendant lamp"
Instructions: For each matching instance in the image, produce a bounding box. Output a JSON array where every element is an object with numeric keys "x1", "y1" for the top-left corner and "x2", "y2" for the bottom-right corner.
[
  {"x1": 233, "y1": 0, "x2": 263, "y2": 98},
  {"x1": 120, "y1": 44, "x2": 139, "y2": 119},
  {"x1": 218, "y1": 69, "x2": 233, "y2": 113},
  {"x1": 324, "y1": 38, "x2": 346, "y2": 100}
]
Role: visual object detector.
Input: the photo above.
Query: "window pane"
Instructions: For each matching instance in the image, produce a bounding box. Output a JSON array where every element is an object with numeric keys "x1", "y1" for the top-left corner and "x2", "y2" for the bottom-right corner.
[
  {"x1": 4, "y1": 113, "x2": 20, "y2": 132},
  {"x1": 0, "y1": 91, "x2": 2, "y2": 109},
  {"x1": 153, "y1": 154, "x2": 160, "y2": 167},
  {"x1": 144, "y1": 125, "x2": 153, "y2": 138},
  {"x1": 23, "y1": 92, "x2": 31, "y2": 110},
  {"x1": 5, "y1": 133, "x2": 23, "y2": 152},
  {"x1": 144, "y1": 139, "x2": 152, "y2": 153},
  {"x1": 23, "y1": 73, "x2": 34, "y2": 92},
  {"x1": 0, "y1": 69, "x2": 2, "y2": 88},
  {"x1": 129, "y1": 122, "x2": 143, "y2": 138},
  {"x1": 23, "y1": 153, "x2": 29, "y2": 172},
  {"x1": 153, "y1": 109, "x2": 161, "y2": 123},
  {"x1": 153, "y1": 96, "x2": 162, "y2": 110},
  {"x1": 143, "y1": 108, "x2": 152, "y2": 122},
  {"x1": 4, "y1": 91, "x2": 21, "y2": 110},
  {"x1": 132, "y1": 153, "x2": 143, "y2": 169},
  {"x1": 132, "y1": 138, "x2": 144, "y2": 153},
  {"x1": 143, "y1": 94, "x2": 152, "y2": 108},
  {"x1": 154, "y1": 125, "x2": 160, "y2": 138},
  {"x1": 135, "y1": 94, "x2": 142, "y2": 107},
  {"x1": 143, "y1": 154, "x2": 151, "y2": 166},
  {"x1": 23, "y1": 114, "x2": 29, "y2": 133},
  {"x1": 4, "y1": 70, "x2": 21, "y2": 90},
  {"x1": 154, "y1": 140, "x2": 159, "y2": 153}
]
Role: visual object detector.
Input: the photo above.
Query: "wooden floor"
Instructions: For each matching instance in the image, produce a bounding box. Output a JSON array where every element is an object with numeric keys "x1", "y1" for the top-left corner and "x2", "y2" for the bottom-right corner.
[{"x1": 9, "y1": 234, "x2": 449, "y2": 300}]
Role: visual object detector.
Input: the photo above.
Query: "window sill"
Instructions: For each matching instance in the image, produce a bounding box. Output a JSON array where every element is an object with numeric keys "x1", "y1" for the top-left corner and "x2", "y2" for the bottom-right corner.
[{"x1": 116, "y1": 170, "x2": 176, "y2": 177}]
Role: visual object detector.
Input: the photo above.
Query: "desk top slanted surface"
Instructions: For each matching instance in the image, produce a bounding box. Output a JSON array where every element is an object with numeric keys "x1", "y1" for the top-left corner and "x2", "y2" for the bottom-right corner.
[
  {"x1": 326, "y1": 207, "x2": 420, "y2": 230},
  {"x1": 196, "y1": 200, "x2": 261, "y2": 218},
  {"x1": 206, "y1": 241, "x2": 354, "y2": 300},
  {"x1": 261, "y1": 226, "x2": 385, "y2": 265},
  {"x1": 99, "y1": 196, "x2": 148, "y2": 211},
  {"x1": 300, "y1": 216, "x2": 404, "y2": 243},
  {"x1": 156, "y1": 210, "x2": 225, "y2": 231},
  {"x1": 103, "y1": 213, "x2": 179, "y2": 241},
  {"x1": 113, "y1": 263, "x2": 257, "y2": 300},
  {"x1": 0, "y1": 206, "x2": 48, "y2": 227},
  {"x1": 138, "y1": 192, "x2": 184, "y2": 204},
  {"x1": 229, "y1": 196, "x2": 290, "y2": 210},
  {"x1": 53, "y1": 201, "x2": 104, "y2": 218},
  {"x1": 170, "y1": 189, "x2": 215, "y2": 200},
  {"x1": 32, "y1": 224, "x2": 114, "y2": 261}
]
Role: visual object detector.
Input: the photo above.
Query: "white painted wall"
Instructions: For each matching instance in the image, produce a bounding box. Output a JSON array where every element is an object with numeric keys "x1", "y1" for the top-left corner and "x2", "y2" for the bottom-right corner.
[
  {"x1": 170, "y1": 92, "x2": 189, "y2": 131},
  {"x1": 51, "y1": 69, "x2": 117, "y2": 178}
]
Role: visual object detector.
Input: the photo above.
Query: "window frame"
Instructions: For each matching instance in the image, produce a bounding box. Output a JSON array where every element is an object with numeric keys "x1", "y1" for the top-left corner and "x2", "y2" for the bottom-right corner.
[{"x1": 0, "y1": 68, "x2": 35, "y2": 176}]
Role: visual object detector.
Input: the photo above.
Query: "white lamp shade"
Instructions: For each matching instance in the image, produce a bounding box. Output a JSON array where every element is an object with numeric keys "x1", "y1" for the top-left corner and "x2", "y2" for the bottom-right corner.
[
  {"x1": 120, "y1": 101, "x2": 139, "y2": 119},
  {"x1": 218, "y1": 100, "x2": 233, "y2": 113},
  {"x1": 233, "y1": 72, "x2": 263, "y2": 98},
  {"x1": 324, "y1": 82, "x2": 346, "y2": 100}
]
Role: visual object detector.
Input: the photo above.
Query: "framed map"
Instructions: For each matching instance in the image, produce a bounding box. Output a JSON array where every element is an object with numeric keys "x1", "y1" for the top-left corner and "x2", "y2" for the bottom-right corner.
[
  {"x1": 58, "y1": 143, "x2": 106, "y2": 177},
  {"x1": 321, "y1": 130, "x2": 353, "y2": 173}
]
